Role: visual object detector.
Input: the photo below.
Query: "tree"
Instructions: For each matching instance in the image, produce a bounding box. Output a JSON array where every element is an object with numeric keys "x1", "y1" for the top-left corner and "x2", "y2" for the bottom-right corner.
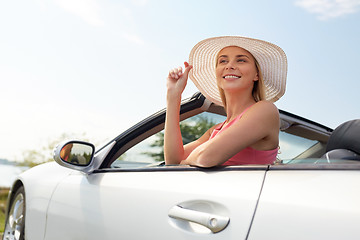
[
  {"x1": 142, "y1": 115, "x2": 216, "y2": 161},
  {"x1": 180, "y1": 115, "x2": 216, "y2": 144}
]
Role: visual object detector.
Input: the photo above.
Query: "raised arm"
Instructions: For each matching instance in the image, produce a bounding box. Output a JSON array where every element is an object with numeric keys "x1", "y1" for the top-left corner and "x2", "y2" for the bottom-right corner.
[{"x1": 164, "y1": 62, "x2": 192, "y2": 164}]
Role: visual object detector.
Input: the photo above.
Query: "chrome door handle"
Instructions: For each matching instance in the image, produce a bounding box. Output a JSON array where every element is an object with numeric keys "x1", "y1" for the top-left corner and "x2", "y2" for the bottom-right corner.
[{"x1": 168, "y1": 205, "x2": 230, "y2": 233}]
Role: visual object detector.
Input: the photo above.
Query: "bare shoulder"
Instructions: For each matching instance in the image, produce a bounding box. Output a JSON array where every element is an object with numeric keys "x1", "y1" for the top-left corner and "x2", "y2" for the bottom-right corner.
[
  {"x1": 241, "y1": 101, "x2": 279, "y2": 129},
  {"x1": 248, "y1": 101, "x2": 279, "y2": 116}
]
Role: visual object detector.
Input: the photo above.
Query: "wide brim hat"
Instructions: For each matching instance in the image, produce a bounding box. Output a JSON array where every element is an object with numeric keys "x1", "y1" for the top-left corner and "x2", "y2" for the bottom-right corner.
[{"x1": 188, "y1": 36, "x2": 287, "y2": 105}]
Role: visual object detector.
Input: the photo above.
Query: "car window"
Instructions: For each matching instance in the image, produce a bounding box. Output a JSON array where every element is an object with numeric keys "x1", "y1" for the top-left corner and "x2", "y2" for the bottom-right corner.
[
  {"x1": 110, "y1": 111, "x2": 324, "y2": 169},
  {"x1": 277, "y1": 131, "x2": 318, "y2": 163},
  {"x1": 110, "y1": 112, "x2": 225, "y2": 169}
]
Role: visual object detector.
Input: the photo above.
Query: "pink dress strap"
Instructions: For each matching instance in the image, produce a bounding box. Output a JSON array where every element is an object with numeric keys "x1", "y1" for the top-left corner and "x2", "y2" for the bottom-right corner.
[{"x1": 210, "y1": 105, "x2": 278, "y2": 165}]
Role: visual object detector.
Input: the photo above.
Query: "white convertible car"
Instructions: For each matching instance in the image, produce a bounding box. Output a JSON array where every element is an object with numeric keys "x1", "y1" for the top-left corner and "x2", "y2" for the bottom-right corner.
[{"x1": 3, "y1": 93, "x2": 360, "y2": 240}]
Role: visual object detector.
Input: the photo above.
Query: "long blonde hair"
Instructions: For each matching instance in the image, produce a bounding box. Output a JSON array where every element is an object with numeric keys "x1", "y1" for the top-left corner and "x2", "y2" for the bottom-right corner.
[{"x1": 216, "y1": 48, "x2": 266, "y2": 109}]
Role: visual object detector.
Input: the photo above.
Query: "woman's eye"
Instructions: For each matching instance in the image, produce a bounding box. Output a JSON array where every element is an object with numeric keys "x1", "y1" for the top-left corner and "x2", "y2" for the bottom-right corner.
[
  {"x1": 237, "y1": 58, "x2": 246, "y2": 62},
  {"x1": 218, "y1": 59, "x2": 227, "y2": 64}
]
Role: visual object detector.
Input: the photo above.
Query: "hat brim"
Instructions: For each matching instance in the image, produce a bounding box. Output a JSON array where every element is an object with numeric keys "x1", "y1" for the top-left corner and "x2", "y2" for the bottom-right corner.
[{"x1": 188, "y1": 36, "x2": 287, "y2": 106}]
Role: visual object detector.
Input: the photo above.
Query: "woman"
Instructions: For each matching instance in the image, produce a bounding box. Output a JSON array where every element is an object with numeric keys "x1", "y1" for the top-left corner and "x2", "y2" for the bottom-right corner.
[{"x1": 164, "y1": 36, "x2": 287, "y2": 167}]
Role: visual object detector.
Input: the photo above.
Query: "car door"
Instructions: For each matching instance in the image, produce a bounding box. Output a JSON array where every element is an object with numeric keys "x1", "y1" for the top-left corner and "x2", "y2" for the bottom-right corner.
[
  {"x1": 44, "y1": 166, "x2": 267, "y2": 240},
  {"x1": 44, "y1": 108, "x2": 268, "y2": 240},
  {"x1": 248, "y1": 164, "x2": 360, "y2": 239}
]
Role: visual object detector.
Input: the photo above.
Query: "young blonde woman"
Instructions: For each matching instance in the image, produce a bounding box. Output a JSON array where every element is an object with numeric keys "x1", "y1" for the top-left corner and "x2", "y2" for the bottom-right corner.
[{"x1": 164, "y1": 36, "x2": 287, "y2": 167}]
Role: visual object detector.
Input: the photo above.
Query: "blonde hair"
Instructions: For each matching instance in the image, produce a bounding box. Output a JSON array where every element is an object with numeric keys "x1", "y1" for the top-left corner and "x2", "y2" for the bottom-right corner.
[{"x1": 216, "y1": 47, "x2": 266, "y2": 109}]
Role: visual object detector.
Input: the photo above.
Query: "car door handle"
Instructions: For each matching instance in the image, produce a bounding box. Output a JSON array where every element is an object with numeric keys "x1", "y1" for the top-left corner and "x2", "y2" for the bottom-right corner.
[{"x1": 168, "y1": 205, "x2": 230, "y2": 233}]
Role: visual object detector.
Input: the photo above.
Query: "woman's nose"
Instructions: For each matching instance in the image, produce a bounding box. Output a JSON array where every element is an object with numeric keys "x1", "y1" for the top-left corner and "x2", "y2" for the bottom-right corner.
[{"x1": 225, "y1": 62, "x2": 235, "y2": 70}]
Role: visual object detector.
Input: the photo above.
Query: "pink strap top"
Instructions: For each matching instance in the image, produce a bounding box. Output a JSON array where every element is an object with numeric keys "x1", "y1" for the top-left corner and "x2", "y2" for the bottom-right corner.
[{"x1": 210, "y1": 106, "x2": 278, "y2": 165}]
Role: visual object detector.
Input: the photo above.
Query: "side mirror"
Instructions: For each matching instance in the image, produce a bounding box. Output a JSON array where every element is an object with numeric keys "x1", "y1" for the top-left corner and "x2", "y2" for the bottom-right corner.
[{"x1": 54, "y1": 140, "x2": 95, "y2": 170}]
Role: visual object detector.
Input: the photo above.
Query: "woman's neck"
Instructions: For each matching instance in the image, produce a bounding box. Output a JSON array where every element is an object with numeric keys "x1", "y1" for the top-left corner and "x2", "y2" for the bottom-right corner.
[{"x1": 224, "y1": 90, "x2": 256, "y2": 122}]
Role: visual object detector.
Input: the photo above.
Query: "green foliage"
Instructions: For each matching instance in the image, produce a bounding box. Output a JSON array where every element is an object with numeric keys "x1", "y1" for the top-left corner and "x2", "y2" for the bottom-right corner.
[
  {"x1": 180, "y1": 115, "x2": 216, "y2": 144},
  {"x1": 145, "y1": 132, "x2": 165, "y2": 162},
  {"x1": 0, "y1": 188, "x2": 10, "y2": 233},
  {"x1": 20, "y1": 149, "x2": 51, "y2": 168},
  {"x1": 142, "y1": 115, "x2": 216, "y2": 161}
]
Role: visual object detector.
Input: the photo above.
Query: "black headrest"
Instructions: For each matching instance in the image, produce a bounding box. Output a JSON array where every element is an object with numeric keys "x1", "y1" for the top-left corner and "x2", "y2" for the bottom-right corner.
[{"x1": 326, "y1": 119, "x2": 360, "y2": 155}]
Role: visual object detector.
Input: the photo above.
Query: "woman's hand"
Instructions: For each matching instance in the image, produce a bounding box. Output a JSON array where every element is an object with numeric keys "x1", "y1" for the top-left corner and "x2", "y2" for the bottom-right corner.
[{"x1": 167, "y1": 62, "x2": 192, "y2": 98}]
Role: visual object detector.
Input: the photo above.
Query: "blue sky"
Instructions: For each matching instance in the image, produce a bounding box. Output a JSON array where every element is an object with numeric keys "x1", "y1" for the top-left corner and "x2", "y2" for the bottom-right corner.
[{"x1": 1, "y1": 0, "x2": 359, "y2": 161}]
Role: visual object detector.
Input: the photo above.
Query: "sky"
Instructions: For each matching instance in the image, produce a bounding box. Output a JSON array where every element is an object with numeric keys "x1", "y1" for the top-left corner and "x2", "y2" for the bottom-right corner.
[{"x1": 1, "y1": 0, "x2": 359, "y2": 161}]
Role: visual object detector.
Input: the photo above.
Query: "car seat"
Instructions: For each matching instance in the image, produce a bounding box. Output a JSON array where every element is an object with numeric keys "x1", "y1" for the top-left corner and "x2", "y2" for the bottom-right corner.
[{"x1": 322, "y1": 119, "x2": 360, "y2": 160}]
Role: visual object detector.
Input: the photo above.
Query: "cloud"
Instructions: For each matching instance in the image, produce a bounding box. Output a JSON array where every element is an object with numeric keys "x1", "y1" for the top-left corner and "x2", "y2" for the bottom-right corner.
[
  {"x1": 295, "y1": 0, "x2": 360, "y2": 20},
  {"x1": 54, "y1": 0, "x2": 104, "y2": 26}
]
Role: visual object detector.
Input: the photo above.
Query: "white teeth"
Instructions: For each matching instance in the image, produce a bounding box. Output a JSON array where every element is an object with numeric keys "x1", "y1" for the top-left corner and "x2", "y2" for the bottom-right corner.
[{"x1": 224, "y1": 75, "x2": 240, "y2": 79}]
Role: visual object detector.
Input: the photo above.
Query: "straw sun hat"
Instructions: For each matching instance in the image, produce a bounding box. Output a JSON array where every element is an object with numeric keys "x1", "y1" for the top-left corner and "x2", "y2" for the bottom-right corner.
[{"x1": 188, "y1": 36, "x2": 287, "y2": 106}]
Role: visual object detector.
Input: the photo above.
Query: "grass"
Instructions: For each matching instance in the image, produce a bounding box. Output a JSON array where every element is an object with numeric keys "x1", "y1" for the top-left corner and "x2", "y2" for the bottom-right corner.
[{"x1": 0, "y1": 187, "x2": 10, "y2": 234}]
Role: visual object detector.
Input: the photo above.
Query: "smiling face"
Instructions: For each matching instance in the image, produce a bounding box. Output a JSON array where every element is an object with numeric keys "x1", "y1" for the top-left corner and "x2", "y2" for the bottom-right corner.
[{"x1": 216, "y1": 46, "x2": 259, "y2": 94}]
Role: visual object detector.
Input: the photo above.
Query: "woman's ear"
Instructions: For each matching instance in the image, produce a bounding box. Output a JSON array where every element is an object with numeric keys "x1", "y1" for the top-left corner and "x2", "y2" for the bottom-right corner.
[{"x1": 253, "y1": 72, "x2": 259, "y2": 81}]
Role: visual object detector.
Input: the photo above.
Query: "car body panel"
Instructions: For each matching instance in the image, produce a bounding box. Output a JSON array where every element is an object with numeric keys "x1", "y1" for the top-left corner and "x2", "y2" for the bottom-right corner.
[
  {"x1": 249, "y1": 169, "x2": 360, "y2": 239},
  {"x1": 16, "y1": 162, "x2": 73, "y2": 240},
  {"x1": 44, "y1": 167, "x2": 266, "y2": 239}
]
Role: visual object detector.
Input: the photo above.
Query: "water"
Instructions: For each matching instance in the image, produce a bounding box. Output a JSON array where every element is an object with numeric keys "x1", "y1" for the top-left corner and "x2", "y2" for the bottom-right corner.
[{"x1": 0, "y1": 164, "x2": 28, "y2": 188}]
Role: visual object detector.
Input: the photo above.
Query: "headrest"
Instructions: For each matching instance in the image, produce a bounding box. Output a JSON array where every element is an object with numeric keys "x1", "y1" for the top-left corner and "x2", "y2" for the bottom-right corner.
[
  {"x1": 326, "y1": 119, "x2": 360, "y2": 155},
  {"x1": 323, "y1": 149, "x2": 360, "y2": 161}
]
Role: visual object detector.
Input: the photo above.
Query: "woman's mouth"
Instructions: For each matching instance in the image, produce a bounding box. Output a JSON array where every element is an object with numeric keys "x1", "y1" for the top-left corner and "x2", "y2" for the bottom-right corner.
[{"x1": 223, "y1": 75, "x2": 241, "y2": 79}]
